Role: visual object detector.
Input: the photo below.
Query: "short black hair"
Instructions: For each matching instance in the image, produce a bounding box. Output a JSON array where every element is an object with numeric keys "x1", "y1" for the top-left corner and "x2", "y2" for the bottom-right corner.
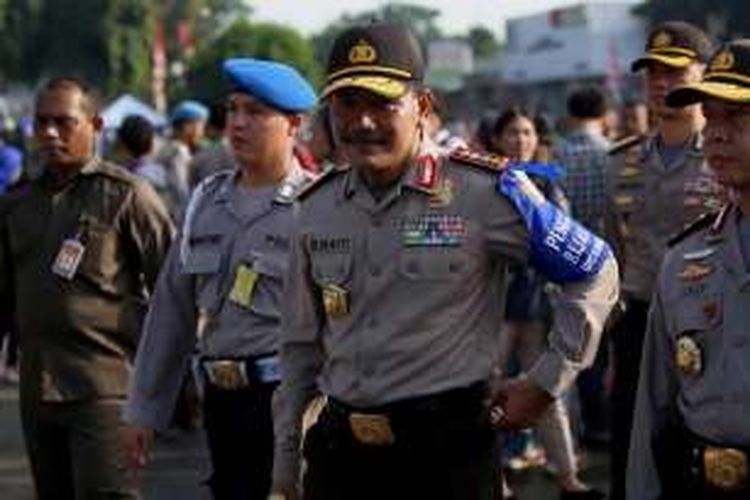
[
  {"x1": 567, "y1": 87, "x2": 608, "y2": 119},
  {"x1": 36, "y1": 77, "x2": 101, "y2": 116},
  {"x1": 117, "y1": 115, "x2": 154, "y2": 158},
  {"x1": 493, "y1": 105, "x2": 537, "y2": 139}
]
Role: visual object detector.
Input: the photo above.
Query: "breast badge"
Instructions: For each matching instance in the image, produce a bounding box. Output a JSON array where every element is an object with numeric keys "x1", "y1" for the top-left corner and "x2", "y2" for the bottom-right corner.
[
  {"x1": 322, "y1": 283, "x2": 350, "y2": 319},
  {"x1": 676, "y1": 336, "x2": 702, "y2": 377},
  {"x1": 678, "y1": 262, "x2": 714, "y2": 282}
]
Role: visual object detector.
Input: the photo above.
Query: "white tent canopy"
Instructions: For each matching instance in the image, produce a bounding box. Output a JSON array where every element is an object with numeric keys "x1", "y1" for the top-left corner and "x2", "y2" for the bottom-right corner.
[{"x1": 101, "y1": 94, "x2": 166, "y2": 129}]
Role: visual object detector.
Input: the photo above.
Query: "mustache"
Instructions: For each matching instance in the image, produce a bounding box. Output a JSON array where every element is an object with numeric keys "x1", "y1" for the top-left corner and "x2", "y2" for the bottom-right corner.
[{"x1": 340, "y1": 130, "x2": 390, "y2": 145}]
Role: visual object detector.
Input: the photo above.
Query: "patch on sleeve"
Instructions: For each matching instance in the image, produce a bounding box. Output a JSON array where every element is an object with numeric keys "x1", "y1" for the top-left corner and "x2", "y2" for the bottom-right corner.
[{"x1": 498, "y1": 169, "x2": 613, "y2": 283}]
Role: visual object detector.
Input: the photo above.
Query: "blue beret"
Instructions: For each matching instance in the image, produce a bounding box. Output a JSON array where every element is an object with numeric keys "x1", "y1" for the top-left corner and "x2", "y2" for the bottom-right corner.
[
  {"x1": 223, "y1": 58, "x2": 317, "y2": 113},
  {"x1": 171, "y1": 100, "x2": 209, "y2": 124}
]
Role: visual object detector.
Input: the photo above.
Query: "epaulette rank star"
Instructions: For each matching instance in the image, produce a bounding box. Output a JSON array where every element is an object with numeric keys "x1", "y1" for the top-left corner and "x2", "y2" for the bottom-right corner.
[
  {"x1": 450, "y1": 148, "x2": 509, "y2": 172},
  {"x1": 668, "y1": 203, "x2": 732, "y2": 247},
  {"x1": 296, "y1": 166, "x2": 347, "y2": 201},
  {"x1": 608, "y1": 134, "x2": 645, "y2": 156}
]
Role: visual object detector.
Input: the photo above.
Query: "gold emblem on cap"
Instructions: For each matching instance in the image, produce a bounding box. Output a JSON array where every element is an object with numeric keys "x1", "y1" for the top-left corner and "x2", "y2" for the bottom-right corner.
[
  {"x1": 676, "y1": 336, "x2": 702, "y2": 377},
  {"x1": 652, "y1": 31, "x2": 672, "y2": 49},
  {"x1": 349, "y1": 39, "x2": 377, "y2": 64},
  {"x1": 710, "y1": 49, "x2": 735, "y2": 72}
]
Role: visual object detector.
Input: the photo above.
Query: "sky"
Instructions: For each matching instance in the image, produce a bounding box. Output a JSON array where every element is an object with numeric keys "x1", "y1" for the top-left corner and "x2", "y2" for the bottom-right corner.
[{"x1": 250, "y1": 0, "x2": 642, "y2": 38}]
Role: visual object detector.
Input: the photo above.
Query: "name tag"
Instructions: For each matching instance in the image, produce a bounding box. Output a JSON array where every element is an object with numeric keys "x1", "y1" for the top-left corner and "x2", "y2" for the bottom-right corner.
[
  {"x1": 52, "y1": 238, "x2": 86, "y2": 280},
  {"x1": 228, "y1": 263, "x2": 259, "y2": 308}
]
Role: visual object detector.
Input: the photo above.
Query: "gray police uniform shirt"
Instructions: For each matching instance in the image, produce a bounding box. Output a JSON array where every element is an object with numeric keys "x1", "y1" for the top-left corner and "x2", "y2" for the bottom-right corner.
[
  {"x1": 124, "y1": 162, "x2": 313, "y2": 430},
  {"x1": 606, "y1": 133, "x2": 723, "y2": 301},
  {"x1": 627, "y1": 205, "x2": 750, "y2": 500},
  {"x1": 274, "y1": 149, "x2": 619, "y2": 485}
]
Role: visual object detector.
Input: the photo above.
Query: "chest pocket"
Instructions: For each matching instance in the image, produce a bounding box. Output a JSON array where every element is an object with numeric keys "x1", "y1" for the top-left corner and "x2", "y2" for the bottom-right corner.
[
  {"x1": 398, "y1": 246, "x2": 466, "y2": 281},
  {"x1": 77, "y1": 218, "x2": 118, "y2": 285},
  {"x1": 182, "y1": 235, "x2": 224, "y2": 313},
  {"x1": 670, "y1": 296, "x2": 721, "y2": 391},
  {"x1": 310, "y1": 252, "x2": 353, "y2": 287},
  {"x1": 246, "y1": 254, "x2": 286, "y2": 319}
]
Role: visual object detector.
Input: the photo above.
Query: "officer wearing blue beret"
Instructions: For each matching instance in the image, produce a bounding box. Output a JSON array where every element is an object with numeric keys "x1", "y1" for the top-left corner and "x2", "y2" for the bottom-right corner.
[{"x1": 123, "y1": 59, "x2": 317, "y2": 499}]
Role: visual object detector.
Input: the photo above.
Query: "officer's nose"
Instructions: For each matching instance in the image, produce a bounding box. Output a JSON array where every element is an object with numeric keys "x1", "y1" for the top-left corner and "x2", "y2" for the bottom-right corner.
[
  {"x1": 35, "y1": 120, "x2": 61, "y2": 141},
  {"x1": 357, "y1": 110, "x2": 377, "y2": 130}
]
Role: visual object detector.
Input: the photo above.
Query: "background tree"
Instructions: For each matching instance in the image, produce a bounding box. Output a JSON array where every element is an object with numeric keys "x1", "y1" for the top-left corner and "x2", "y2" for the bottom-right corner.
[
  {"x1": 180, "y1": 19, "x2": 321, "y2": 104},
  {"x1": 635, "y1": 0, "x2": 749, "y2": 39},
  {"x1": 466, "y1": 26, "x2": 500, "y2": 60}
]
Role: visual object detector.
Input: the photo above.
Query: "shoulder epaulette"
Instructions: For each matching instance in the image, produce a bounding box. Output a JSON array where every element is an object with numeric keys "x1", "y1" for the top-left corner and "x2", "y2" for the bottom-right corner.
[
  {"x1": 449, "y1": 148, "x2": 509, "y2": 172},
  {"x1": 667, "y1": 209, "x2": 723, "y2": 247},
  {"x1": 295, "y1": 166, "x2": 347, "y2": 201},
  {"x1": 608, "y1": 135, "x2": 645, "y2": 156}
]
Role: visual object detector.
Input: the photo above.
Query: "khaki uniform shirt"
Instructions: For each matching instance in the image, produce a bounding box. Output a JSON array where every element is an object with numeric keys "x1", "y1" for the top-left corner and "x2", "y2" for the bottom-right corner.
[
  {"x1": 125, "y1": 164, "x2": 313, "y2": 430},
  {"x1": 274, "y1": 152, "x2": 620, "y2": 485},
  {"x1": 606, "y1": 133, "x2": 723, "y2": 301},
  {"x1": 0, "y1": 158, "x2": 173, "y2": 402},
  {"x1": 628, "y1": 205, "x2": 750, "y2": 499}
]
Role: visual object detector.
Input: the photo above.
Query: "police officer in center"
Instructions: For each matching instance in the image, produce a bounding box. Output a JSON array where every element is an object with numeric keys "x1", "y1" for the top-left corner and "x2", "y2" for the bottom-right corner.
[
  {"x1": 628, "y1": 39, "x2": 750, "y2": 500},
  {"x1": 0, "y1": 77, "x2": 174, "y2": 499},
  {"x1": 272, "y1": 23, "x2": 619, "y2": 500},
  {"x1": 123, "y1": 59, "x2": 317, "y2": 499},
  {"x1": 604, "y1": 21, "x2": 725, "y2": 500}
]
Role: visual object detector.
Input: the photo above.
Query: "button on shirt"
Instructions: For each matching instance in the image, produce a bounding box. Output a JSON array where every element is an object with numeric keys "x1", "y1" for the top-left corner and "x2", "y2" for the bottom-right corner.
[
  {"x1": 628, "y1": 206, "x2": 750, "y2": 500},
  {"x1": 125, "y1": 166, "x2": 310, "y2": 430}
]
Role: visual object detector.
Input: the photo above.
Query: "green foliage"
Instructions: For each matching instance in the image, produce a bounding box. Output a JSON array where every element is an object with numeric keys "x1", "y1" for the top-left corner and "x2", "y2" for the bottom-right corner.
[
  {"x1": 180, "y1": 20, "x2": 321, "y2": 104},
  {"x1": 466, "y1": 26, "x2": 500, "y2": 60}
]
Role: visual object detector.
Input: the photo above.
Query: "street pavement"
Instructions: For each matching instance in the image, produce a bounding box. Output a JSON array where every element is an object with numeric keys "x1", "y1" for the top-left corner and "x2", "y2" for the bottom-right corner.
[{"x1": 0, "y1": 382, "x2": 609, "y2": 499}]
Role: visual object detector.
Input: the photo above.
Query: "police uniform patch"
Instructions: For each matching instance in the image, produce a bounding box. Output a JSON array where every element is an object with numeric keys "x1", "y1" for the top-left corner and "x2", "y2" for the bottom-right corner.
[{"x1": 401, "y1": 214, "x2": 465, "y2": 247}]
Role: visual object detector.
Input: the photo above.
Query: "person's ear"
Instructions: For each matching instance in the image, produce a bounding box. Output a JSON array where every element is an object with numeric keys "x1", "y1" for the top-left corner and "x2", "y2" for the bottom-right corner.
[
  {"x1": 287, "y1": 114, "x2": 303, "y2": 137},
  {"x1": 417, "y1": 88, "x2": 433, "y2": 121},
  {"x1": 91, "y1": 115, "x2": 104, "y2": 132}
]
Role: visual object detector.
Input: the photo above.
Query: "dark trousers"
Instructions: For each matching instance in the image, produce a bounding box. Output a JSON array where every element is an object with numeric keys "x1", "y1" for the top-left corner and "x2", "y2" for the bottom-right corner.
[
  {"x1": 202, "y1": 382, "x2": 276, "y2": 500},
  {"x1": 302, "y1": 383, "x2": 497, "y2": 500},
  {"x1": 576, "y1": 336, "x2": 610, "y2": 442},
  {"x1": 609, "y1": 298, "x2": 649, "y2": 500},
  {"x1": 20, "y1": 397, "x2": 136, "y2": 500}
]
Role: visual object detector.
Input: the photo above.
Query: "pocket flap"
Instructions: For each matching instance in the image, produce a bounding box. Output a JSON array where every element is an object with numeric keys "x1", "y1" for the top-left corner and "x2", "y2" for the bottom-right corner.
[{"x1": 183, "y1": 248, "x2": 222, "y2": 274}]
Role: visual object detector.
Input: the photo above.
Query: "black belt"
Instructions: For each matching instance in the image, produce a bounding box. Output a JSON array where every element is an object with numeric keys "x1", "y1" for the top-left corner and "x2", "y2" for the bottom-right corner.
[
  {"x1": 324, "y1": 382, "x2": 488, "y2": 446},
  {"x1": 200, "y1": 354, "x2": 280, "y2": 390},
  {"x1": 684, "y1": 431, "x2": 750, "y2": 495}
]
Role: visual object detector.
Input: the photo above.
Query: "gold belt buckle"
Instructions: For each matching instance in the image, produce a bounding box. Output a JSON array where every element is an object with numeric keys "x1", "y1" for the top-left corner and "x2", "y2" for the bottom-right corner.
[
  {"x1": 349, "y1": 413, "x2": 395, "y2": 446},
  {"x1": 205, "y1": 360, "x2": 248, "y2": 390},
  {"x1": 704, "y1": 446, "x2": 749, "y2": 491}
]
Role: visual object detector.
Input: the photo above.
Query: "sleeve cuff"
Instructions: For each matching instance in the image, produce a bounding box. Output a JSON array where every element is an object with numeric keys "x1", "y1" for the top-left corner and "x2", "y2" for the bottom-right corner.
[
  {"x1": 526, "y1": 349, "x2": 581, "y2": 398},
  {"x1": 122, "y1": 397, "x2": 172, "y2": 431}
]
